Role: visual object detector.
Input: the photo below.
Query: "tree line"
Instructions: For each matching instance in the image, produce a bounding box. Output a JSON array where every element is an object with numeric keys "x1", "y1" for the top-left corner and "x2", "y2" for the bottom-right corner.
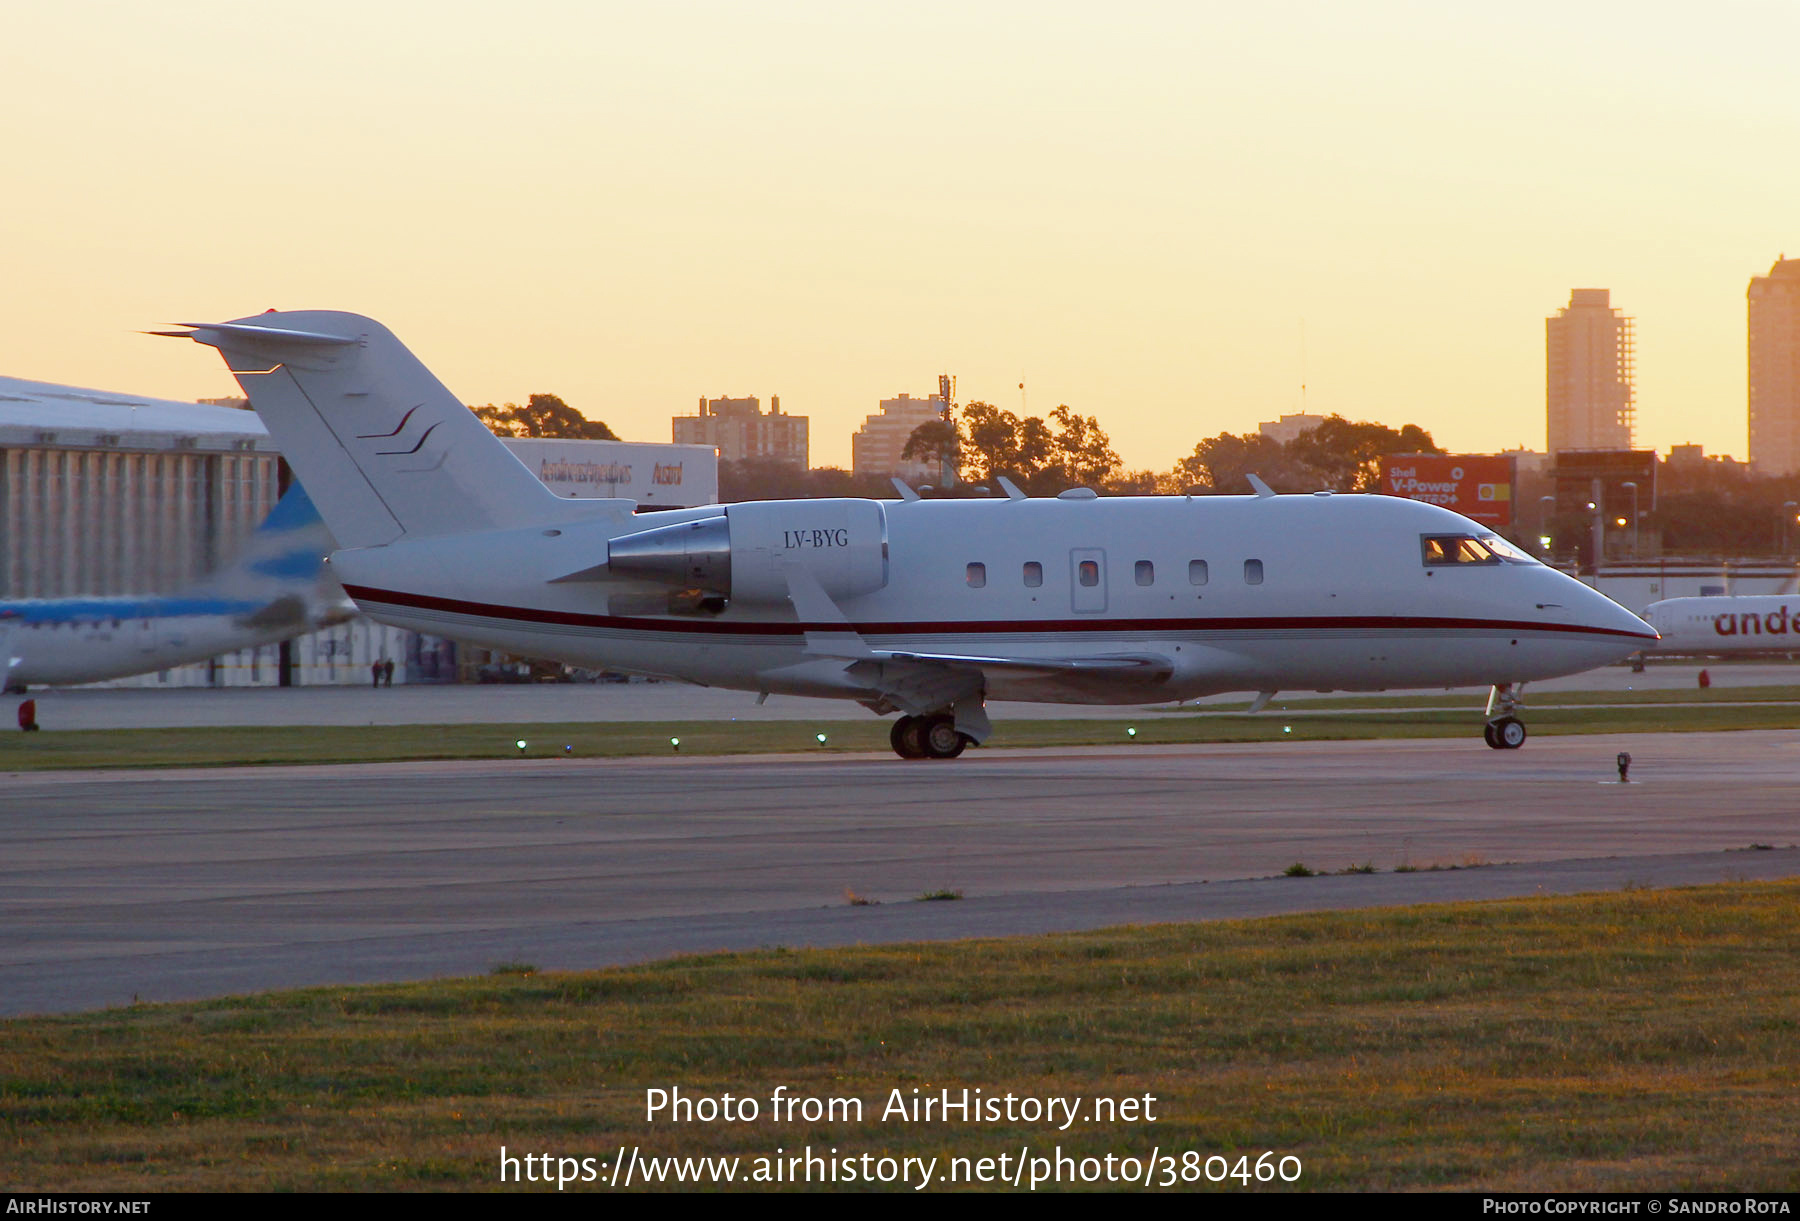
[
  {"x1": 1634, "y1": 457, "x2": 1800, "y2": 556},
  {"x1": 471, "y1": 394, "x2": 618, "y2": 440},
  {"x1": 901, "y1": 402, "x2": 1442, "y2": 498},
  {"x1": 467, "y1": 392, "x2": 1446, "y2": 503}
]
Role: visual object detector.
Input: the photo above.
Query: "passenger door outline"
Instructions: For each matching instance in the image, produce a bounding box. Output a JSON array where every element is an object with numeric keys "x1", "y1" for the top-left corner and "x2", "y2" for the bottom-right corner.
[{"x1": 1070, "y1": 548, "x2": 1107, "y2": 614}]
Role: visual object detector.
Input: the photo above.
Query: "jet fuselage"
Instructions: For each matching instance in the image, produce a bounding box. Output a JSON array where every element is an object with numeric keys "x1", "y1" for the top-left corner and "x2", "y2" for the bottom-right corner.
[{"x1": 328, "y1": 491, "x2": 1651, "y2": 705}]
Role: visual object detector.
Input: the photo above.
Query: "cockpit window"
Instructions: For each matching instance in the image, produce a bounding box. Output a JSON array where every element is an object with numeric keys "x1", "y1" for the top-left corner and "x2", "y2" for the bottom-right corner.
[
  {"x1": 1419, "y1": 534, "x2": 1539, "y2": 566},
  {"x1": 1477, "y1": 534, "x2": 1538, "y2": 564},
  {"x1": 1421, "y1": 535, "x2": 1499, "y2": 566}
]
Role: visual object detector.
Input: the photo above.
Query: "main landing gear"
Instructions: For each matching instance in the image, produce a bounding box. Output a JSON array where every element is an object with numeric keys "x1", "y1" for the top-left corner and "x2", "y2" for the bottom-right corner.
[
  {"x1": 889, "y1": 713, "x2": 972, "y2": 760},
  {"x1": 1482, "y1": 682, "x2": 1527, "y2": 750}
]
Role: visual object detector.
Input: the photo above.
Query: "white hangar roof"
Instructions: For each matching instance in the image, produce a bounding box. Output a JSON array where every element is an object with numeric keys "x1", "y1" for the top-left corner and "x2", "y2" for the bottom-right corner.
[{"x1": 0, "y1": 375, "x2": 269, "y2": 450}]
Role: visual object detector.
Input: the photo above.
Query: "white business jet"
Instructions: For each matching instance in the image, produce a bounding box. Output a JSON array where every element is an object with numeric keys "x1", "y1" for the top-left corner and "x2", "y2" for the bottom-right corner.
[
  {"x1": 3, "y1": 483, "x2": 352, "y2": 691},
  {"x1": 165, "y1": 311, "x2": 1655, "y2": 757}
]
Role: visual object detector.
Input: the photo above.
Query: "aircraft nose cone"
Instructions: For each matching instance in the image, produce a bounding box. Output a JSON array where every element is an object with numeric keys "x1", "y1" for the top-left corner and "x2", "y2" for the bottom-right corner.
[{"x1": 1575, "y1": 582, "x2": 1659, "y2": 643}]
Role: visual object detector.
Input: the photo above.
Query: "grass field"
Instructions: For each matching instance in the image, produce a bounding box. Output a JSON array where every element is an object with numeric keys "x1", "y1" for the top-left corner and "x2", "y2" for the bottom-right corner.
[
  {"x1": 3, "y1": 883, "x2": 1796, "y2": 1192},
  {"x1": 6, "y1": 691, "x2": 1800, "y2": 770}
]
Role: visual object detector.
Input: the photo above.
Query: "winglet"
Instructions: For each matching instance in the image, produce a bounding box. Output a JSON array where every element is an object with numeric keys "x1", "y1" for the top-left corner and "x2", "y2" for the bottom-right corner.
[
  {"x1": 890, "y1": 477, "x2": 920, "y2": 502},
  {"x1": 1247, "y1": 689, "x2": 1277, "y2": 713},
  {"x1": 780, "y1": 557, "x2": 875, "y2": 659},
  {"x1": 1246, "y1": 473, "x2": 1276, "y2": 498},
  {"x1": 996, "y1": 475, "x2": 1027, "y2": 501}
]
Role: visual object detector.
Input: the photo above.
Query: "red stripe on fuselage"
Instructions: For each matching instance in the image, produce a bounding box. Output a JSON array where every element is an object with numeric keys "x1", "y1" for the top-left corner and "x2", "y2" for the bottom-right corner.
[{"x1": 339, "y1": 583, "x2": 1657, "y2": 641}]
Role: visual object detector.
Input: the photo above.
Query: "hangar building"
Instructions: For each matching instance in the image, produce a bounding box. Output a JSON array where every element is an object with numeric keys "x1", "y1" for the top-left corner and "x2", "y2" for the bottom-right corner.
[{"x1": 0, "y1": 376, "x2": 717, "y2": 687}]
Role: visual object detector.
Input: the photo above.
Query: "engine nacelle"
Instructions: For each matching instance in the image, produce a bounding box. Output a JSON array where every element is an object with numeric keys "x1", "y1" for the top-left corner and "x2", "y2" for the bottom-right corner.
[
  {"x1": 604, "y1": 515, "x2": 731, "y2": 591},
  {"x1": 726, "y1": 498, "x2": 889, "y2": 603},
  {"x1": 605, "y1": 498, "x2": 889, "y2": 606}
]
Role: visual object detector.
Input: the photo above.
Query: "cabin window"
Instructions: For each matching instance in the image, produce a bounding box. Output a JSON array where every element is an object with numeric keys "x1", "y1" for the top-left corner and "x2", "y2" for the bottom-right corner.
[
  {"x1": 1244, "y1": 558, "x2": 1264, "y2": 585},
  {"x1": 1188, "y1": 559, "x2": 1209, "y2": 586},
  {"x1": 1022, "y1": 561, "x2": 1043, "y2": 588},
  {"x1": 1135, "y1": 560, "x2": 1154, "y2": 586},
  {"x1": 1078, "y1": 560, "x2": 1100, "y2": 587},
  {"x1": 966, "y1": 562, "x2": 986, "y2": 588}
]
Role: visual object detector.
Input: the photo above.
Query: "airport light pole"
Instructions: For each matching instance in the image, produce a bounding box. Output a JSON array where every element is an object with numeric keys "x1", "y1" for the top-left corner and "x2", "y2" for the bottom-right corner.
[
  {"x1": 1621, "y1": 481, "x2": 1639, "y2": 556},
  {"x1": 1538, "y1": 495, "x2": 1557, "y2": 557}
]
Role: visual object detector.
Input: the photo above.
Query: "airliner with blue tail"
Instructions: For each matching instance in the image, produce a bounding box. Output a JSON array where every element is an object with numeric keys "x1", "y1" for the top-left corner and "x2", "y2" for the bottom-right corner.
[{"x1": 2, "y1": 484, "x2": 353, "y2": 691}]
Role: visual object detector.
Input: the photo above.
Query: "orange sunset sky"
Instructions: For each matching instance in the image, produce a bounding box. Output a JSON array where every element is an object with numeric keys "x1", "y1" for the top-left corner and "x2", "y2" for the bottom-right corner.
[{"x1": 4, "y1": 1, "x2": 1797, "y2": 471}]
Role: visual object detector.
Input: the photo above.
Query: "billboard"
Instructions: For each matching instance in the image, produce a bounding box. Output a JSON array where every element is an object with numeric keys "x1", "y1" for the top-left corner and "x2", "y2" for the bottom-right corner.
[
  {"x1": 1547, "y1": 450, "x2": 1657, "y2": 516},
  {"x1": 1380, "y1": 454, "x2": 1515, "y2": 527}
]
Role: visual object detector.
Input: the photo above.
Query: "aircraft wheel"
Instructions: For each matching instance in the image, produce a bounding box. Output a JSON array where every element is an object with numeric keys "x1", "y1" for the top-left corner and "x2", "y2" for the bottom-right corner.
[
  {"x1": 1493, "y1": 716, "x2": 1527, "y2": 750},
  {"x1": 890, "y1": 715, "x2": 927, "y2": 759},
  {"x1": 922, "y1": 714, "x2": 968, "y2": 759},
  {"x1": 1483, "y1": 722, "x2": 1502, "y2": 750}
]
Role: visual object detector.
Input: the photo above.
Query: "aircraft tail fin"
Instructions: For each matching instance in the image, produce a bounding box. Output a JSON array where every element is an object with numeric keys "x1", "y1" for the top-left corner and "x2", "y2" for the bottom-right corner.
[
  {"x1": 172, "y1": 311, "x2": 579, "y2": 548},
  {"x1": 190, "y1": 482, "x2": 351, "y2": 624}
]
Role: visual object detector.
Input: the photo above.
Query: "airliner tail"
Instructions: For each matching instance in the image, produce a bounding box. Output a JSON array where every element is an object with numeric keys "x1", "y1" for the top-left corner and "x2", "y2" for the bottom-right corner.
[{"x1": 192, "y1": 482, "x2": 349, "y2": 625}]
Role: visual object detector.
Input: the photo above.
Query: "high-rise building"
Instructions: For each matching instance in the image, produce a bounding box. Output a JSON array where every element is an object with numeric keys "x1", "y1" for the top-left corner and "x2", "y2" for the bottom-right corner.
[
  {"x1": 1749, "y1": 257, "x2": 1800, "y2": 475},
  {"x1": 1257, "y1": 413, "x2": 1324, "y2": 444},
  {"x1": 672, "y1": 394, "x2": 808, "y2": 466},
  {"x1": 1546, "y1": 289, "x2": 1635, "y2": 454},
  {"x1": 851, "y1": 392, "x2": 945, "y2": 481}
]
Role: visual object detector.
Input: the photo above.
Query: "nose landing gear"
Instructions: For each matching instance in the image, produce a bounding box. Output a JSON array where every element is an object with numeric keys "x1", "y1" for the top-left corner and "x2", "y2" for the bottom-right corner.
[
  {"x1": 1483, "y1": 716, "x2": 1527, "y2": 749},
  {"x1": 1482, "y1": 683, "x2": 1528, "y2": 750}
]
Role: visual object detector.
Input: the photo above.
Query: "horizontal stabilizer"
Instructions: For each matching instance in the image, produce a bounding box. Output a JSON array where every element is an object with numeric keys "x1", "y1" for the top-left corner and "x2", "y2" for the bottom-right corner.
[
  {"x1": 170, "y1": 321, "x2": 360, "y2": 346},
  {"x1": 233, "y1": 593, "x2": 312, "y2": 632}
]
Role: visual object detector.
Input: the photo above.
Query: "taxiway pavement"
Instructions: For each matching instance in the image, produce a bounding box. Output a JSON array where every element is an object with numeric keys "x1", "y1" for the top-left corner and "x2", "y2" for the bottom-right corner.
[{"x1": 4, "y1": 730, "x2": 1798, "y2": 1016}]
